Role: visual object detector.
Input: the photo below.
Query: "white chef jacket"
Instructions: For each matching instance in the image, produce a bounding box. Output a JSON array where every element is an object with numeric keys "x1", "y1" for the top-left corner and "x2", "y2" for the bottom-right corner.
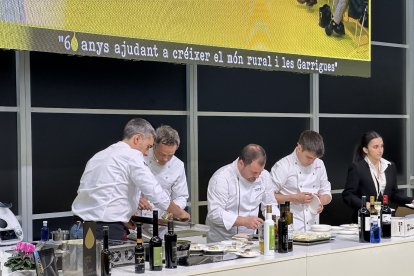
[
  {"x1": 140, "y1": 148, "x2": 189, "y2": 237},
  {"x1": 271, "y1": 150, "x2": 331, "y2": 232},
  {"x1": 72, "y1": 141, "x2": 170, "y2": 223},
  {"x1": 206, "y1": 159, "x2": 279, "y2": 243}
]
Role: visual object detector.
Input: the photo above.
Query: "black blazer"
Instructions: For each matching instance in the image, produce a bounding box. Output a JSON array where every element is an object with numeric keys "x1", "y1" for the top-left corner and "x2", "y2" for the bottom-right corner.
[{"x1": 342, "y1": 159, "x2": 412, "y2": 222}]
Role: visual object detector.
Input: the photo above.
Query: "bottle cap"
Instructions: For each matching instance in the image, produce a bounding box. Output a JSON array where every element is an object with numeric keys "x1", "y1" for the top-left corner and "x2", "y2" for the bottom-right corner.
[
  {"x1": 43, "y1": 221, "x2": 47, "y2": 226},
  {"x1": 103, "y1": 225, "x2": 109, "y2": 230},
  {"x1": 383, "y1": 195, "x2": 388, "y2": 204},
  {"x1": 266, "y1": 205, "x2": 272, "y2": 214}
]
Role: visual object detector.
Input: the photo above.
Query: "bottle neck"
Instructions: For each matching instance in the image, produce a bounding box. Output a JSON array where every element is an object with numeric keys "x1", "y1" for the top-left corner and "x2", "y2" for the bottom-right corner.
[
  {"x1": 103, "y1": 229, "x2": 109, "y2": 249},
  {"x1": 266, "y1": 212, "x2": 272, "y2": 220},
  {"x1": 168, "y1": 220, "x2": 174, "y2": 234},
  {"x1": 383, "y1": 195, "x2": 389, "y2": 205},
  {"x1": 136, "y1": 224, "x2": 142, "y2": 243},
  {"x1": 153, "y1": 211, "x2": 159, "y2": 237},
  {"x1": 361, "y1": 197, "x2": 366, "y2": 208}
]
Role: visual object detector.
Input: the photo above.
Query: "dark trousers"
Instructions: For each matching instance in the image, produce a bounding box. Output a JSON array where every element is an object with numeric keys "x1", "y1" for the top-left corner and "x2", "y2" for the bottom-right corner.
[{"x1": 72, "y1": 216, "x2": 129, "y2": 241}]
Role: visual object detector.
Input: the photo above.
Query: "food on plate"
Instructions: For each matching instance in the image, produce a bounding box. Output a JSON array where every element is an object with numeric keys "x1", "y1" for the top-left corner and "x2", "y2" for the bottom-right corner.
[
  {"x1": 190, "y1": 243, "x2": 206, "y2": 251},
  {"x1": 206, "y1": 245, "x2": 224, "y2": 252},
  {"x1": 293, "y1": 232, "x2": 331, "y2": 242}
]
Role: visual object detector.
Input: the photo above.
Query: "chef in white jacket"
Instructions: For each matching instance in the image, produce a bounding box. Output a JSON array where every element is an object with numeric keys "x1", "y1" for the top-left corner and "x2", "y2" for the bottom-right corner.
[
  {"x1": 71, "y1": 118, "x2": 189, "y2": 240},
  {"x1": 271, "y1": 130, "x2": 332, "y2": 232},
  {"x1": 206, "y1": 144, "x2": 279, "y2": 243},
  {"x1": 139, "y1": 125, "x2": 189, "y2": 237}
]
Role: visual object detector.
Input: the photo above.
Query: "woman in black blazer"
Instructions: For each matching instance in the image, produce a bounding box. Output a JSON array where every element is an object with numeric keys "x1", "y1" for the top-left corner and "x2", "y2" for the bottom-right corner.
[{"x1": 342, "y1": 131, "x2": 413, "y2": 222}]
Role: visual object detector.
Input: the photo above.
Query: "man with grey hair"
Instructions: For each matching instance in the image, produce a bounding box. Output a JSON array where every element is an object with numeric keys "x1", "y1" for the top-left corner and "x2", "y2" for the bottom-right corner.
[
  {"x1": 206, "y1": 144, "x2": 279, "y2": 243},
  {"x1": 139, "y1": 125, "x2": 189, "y2": 236},
  {"x1": 71, "y1": 118, "x2": 189, "y2": 240},
  {"x1": 271, "y1": 130, "x2": 332, "y2": 232}
]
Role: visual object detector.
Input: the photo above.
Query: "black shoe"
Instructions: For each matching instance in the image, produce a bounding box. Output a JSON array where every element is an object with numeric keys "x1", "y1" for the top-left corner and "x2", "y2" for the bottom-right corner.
[
  {"x1": 325, "y1": 21, "x2": 334, "y2": 36},
  {"x1": 333, "y1": 22, "x2": 345, "y2": 35},
  {"x1": 325, "y1": 20, "x2": 345, "y2": 36}
]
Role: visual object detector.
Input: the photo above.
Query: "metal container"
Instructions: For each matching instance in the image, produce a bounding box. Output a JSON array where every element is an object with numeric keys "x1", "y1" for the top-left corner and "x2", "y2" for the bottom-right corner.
[
  {"x1": 51, "y1": 228, "x2": 70, "y2": 241},
  {"x1": 176, "y1": 240, "x2": 191, "y2": 266}
]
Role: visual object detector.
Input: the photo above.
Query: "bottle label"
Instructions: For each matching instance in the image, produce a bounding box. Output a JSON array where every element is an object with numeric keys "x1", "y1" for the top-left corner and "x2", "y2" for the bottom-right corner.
[
  {"x1": 288, "y1": 224, "x2": 293, "y2": 241},
  {"x1": 370, "y1": 215, "x2": 378, "y2": 225},
  {"x1": 382, "y1": 214, "x2": 391, "y2": 224},
  {"x1": 135, "y1": 252, "x2": 145, "y2": 272},
  {"x1": 171, "y1": 241, "x2": 177, "y2": 262},
  {"x1": 364, "y1": 217, "x2": 370, "y2": 231},
  {"x1": 153, "y1": 247, "x2": 162, "y2": 266},
  {"x1": 269, "y1": 225, "x2": 275, "y2": 250}
]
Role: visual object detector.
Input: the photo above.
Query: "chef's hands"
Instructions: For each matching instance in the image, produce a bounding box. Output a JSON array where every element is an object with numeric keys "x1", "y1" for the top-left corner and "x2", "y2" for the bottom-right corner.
[
  {"x1": 139, "y1": 197, "x2": 152, "y2": 210},
  {"x1": 167, "y1": 201, "x2": 190, "y2": 222},
  {"x1": 295, "y1": 192, "x2": 313, "y2": 204},
  {"x1": 235, "y1": 216, "x2": 264, "y2": 229},
  {"x1": 175, "y1": 209, "x2": 190, "y2": 222}
]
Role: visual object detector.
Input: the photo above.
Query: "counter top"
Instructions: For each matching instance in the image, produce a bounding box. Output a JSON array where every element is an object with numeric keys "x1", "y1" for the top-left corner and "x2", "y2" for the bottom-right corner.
[{"x1": 112, "y1": 235, "x2": 414, "y2": 276}]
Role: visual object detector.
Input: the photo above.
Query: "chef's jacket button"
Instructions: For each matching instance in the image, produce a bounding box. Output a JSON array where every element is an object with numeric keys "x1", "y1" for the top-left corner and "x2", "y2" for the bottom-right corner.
[
  {"x1": 313, "y1": 185, "x2": 315, "y2": 188},
  {"x1": 300, "y1": 186, "x2": 303, "y2": 188},
  {"x1": 295, "y1": 162, "x2": 297, "y2": 165},
  {"x1": 299, "y1": 172, "x2": 302, "y2": 174}
]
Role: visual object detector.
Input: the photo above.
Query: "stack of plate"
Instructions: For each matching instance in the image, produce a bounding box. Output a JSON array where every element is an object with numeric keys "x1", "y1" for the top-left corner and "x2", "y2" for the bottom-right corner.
[{"x1": 337, "y1": 224, "x2": 358, "y2": 235}]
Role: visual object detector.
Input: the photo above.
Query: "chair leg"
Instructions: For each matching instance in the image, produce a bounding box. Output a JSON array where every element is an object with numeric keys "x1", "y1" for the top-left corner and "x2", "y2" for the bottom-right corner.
[{"x1": 358, "y1": 6, "x2": 368, "y2": 47}]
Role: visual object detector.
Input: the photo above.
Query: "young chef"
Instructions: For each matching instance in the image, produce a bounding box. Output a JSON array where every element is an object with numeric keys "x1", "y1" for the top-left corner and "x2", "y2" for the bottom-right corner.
[{"x1": 271, "y1": 130, "x2": 332, "y2": 232}]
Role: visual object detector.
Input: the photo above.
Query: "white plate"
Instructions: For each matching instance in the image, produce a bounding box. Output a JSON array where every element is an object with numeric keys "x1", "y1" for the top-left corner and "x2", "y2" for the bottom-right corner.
[
  {"x1": 307, "y1": 195, "x2": 321, "y2": 215},
  {"x1": 405, "y1": 203, "x2": 414, "y2": 209},
  {"x1": 330, "y1": 226, "x2": 343, "y2": 231},
  {"x1": 190, "y1": 243, "x2": 207, "y2": 251},
  {"x1": 310, "y1": 224, "x2": 331, "y2": 232},
  {"x1": 232, "y1": 233, "x2": 249, "y2": 241},
  {"x1": 337, "y1": 230, "x2": 358, "y2": 235},
  {"x1": 235, "y1": 250, "x2": 260, "y2": 258},
  {"x1": 340, "y1": 224, "x2": 359, "y2": 229}
]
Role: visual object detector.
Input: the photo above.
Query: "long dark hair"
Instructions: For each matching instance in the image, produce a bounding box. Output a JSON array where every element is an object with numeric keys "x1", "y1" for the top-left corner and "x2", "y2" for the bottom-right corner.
[{"x1": 353, "y1": 130, "x2": 382, "y2": 162}]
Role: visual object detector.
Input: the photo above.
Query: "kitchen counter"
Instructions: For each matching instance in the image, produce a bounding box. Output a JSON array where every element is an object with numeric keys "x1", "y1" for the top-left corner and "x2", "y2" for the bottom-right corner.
[
  {"x1": 2, "y1": 235, "x2": 413, "y2": 275},
  {"x1": 112, "y1": 235, "x2": 414, "y2": 276}
]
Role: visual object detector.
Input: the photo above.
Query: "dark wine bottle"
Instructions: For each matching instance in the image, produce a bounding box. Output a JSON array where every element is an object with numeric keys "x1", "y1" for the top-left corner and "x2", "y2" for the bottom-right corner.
[
  {"x1": 135, "y1": 223, "x2": 145, "y2": 274},
  {"x1": 164, "y1": 219, "x2": 178, "y2": 268},
  {"x1": 277, "y1": 204, "x2": 288, "y2": 253},
  {"x1": 149, "y1": 210, "x2": 163, "y2": 271},
  {"x1": 381, "y1": 195, "x2": 392, "y2": 238},
  {"x1": 285, "y1": 201, "x2": 293, "y2": 252},
  {"x1": 358, "y1": 196, "x2": 370, "y2": 242},
  {"x1": 101, "y1": 226, "x2": 111, "y2": 276}
]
